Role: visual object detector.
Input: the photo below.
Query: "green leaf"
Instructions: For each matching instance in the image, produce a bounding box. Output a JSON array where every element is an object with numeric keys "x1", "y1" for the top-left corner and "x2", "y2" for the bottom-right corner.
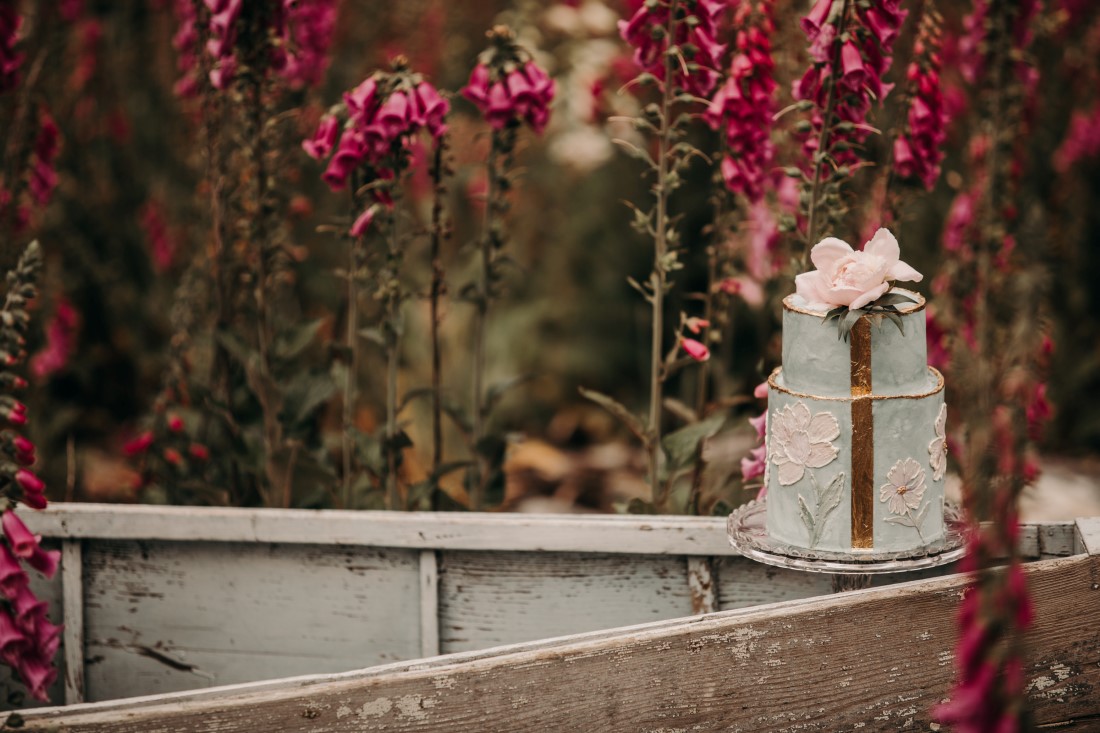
[
  {"x1": 837, "y1": 308, "x2": 864, "y2": 341},
  {"x1": 578, "y1": 387, "x2": 648, "y2": 444},
  {"x1": 811, "y1": 472, "x2": 846, "y2": 547},
  {"x1": 274, "y1": 318, "x2": 325, "y2": 361},
  {"x1": 823, "y1": 306, "x2": 847, "y2": 323},
  {"x1": 873, "y1": 291, "x2": 919, "y2": 307},
  {"x1": 660, "y1": 414, "x2": 726, "y2": 473},
  {"x1": 282, "y1": 372, "x2": 337, "y2": 425},
  {"x1": 885, "y1": 311, "x2": 905, "y2": 335},
  {"x1": 214, "y1": 329, "x2": 254, "y2": 367},
  {"x1": 798, "y1": 494, "x2": 815, "y2": 535},
  {"x1": 625, "y1": 498, "x2": 658, "y2": 515},
  {"x1": 611, "y1": 138, "x2": 657, "y2": 169}
]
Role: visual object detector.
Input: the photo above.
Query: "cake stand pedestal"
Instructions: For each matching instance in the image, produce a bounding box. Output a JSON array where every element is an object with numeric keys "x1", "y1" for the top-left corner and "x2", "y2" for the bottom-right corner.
[{"x1": 727, "y1": 499, "x2": 968, "y2": 591}]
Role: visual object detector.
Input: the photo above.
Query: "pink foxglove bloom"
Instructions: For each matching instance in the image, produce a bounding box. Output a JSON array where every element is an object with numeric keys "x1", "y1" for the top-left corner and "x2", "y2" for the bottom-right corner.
[
  {"x1": 26, "y1": 545, "x2": 59, "y2": 579},
  {"x1": 795, "y1": 229, "x2": 922, "y2": 310},
  {"x1": 2, "y1": 511, "x2": 37, "y2": 559},
  {"x1": 0, "y1": 1, "x2": 23, "y2": 94},
  {"x1": 29, "y1": 110, "x2": 60, "y2": 208},
  {"x1": 740, "y1": 444, "x2": 766, "y2": 482},
  {"x1": 189, "y1": 443, "x2": 210, "y2": 461},
  {"x1": 681, "y1": 338, "x2": 710, "y2": 362},
  {"x1": 302, "y1": 114, "x2": 340, "y2": 160},
  {"x1": 281, "y1": 0, "x2": 338, "y2": 90},
  {"x1": 31, "y1": 298, "x2": 77, "y2": 380},
  {"x1": 168, "y1": 414, "x2": 185, "y2": 432},
  {"x1": 618, "y1": 0, "x2": 726, "y2": 97},
  {"x1": 0, "y1": 543, "x2": 27, "y2": 598},
  {"x1": 1054, "y1": 103, "x2": 1100, "y2": 172},
  {"x1": 462, "y1": 61, "x2": 555, "y2": 134},
  {"x1": 123, "y1": 431, "x2": 155, "y2": 456},
  {"x1": 171, "y1": 0, "x2": 200, "y2": 97},
  {"x1": 704, "y1": 3, "x2": 775, "y2": 201},
  {"x1": 140, "y1": 201, "x2": 177, "y2": 274},
  {"x1": 349, "y1": 206, "x2": 375, "y2": 237},
  {"x1": 311, "y1": 72, "x2": 449, "y2": 193},
  {"x1": 894, "y1": 17, "x2": 947, "y2": 191},
  {"x1": 794, "y1": 0, "x2": 906, "y2": 170},
  {"x1": 684, "y1": 317, "x2": 709, "y2": 334}
]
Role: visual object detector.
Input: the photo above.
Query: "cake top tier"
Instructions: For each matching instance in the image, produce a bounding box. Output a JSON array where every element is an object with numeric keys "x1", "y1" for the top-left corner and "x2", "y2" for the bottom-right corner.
[{"x1": 780, "y1": 289, "x2": 930, "y2": 398}]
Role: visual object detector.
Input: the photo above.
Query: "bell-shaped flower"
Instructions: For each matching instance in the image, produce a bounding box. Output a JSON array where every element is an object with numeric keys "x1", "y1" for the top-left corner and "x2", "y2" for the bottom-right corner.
[
  {"x1": 302, "y1": 115, "x2": 340, "y2": 160},
  {"x1": 2, "y1": 511, "x2": 38, "y2": 559}
]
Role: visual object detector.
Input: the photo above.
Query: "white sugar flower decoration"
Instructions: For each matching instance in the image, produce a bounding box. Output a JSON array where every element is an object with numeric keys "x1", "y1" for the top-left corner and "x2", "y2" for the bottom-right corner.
[
  {"x1": 928, "y1": 404, "x2": 947, "y2": 481},
  {"x1": 795, "y1": 228, "x2": 923, "y2": 310},
  {"x1": 770, "y1": 402, "x2": 840, "y2": 486},
  {"x1": 879, "y1": 457, "x2": 927, "y2": 516}
]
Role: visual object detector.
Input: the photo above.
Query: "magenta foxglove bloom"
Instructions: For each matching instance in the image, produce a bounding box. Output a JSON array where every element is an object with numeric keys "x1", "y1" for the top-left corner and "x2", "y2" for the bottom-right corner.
[
  {"x1": 463, "y1": 61, "x2": 555, "y2": 134},
  {"x1": 794, "y1": 0, "x2": 907, "y2": 171},
  {"x1": 680, "y1": 337, "x2": 710, "y2": 362},
  {"x1": 2, "y1": 511, "x2": 37, "y2": 559},
  {"x1": 349, "y1": 206, "x2": 375, "y2": 237},
  {"x1": 302, "y1": 114, "x2": 340, "y2": 160},
  {"x1": 894, "y1": 17, "x2": 947, "y2": 191},
  {"x1": 123, "y1": 431, "x2": 154, "y2": 457},
  {"x1": 740, "y1": 443, "x2": 766, "y2": 482},
  {"x1": 618, "y1": 0, "x2": 726, "y2": 97},
  {"x1": 0, "y1": 543, "x2": 27, "y2": 598},
  {"x1": 282, "y1": 0, "x2": 338, "y2": 90},
  {"x1": 29, "y1": 110, "x2": 60, "y2": 208},
  {"x1": 31, "y1": 298, "x2": 76, "y2": 381},
  {"x1": 311, "y1": 72, "x2": 450, "y2": 192},
  {"x1": 26, "y1": 545, "x2": 59, "y2": 579},
  {"x1": 704, "y1": 3, "x2": 775, "y2": 201},
  {"x1": 1055, "y1": 103, "x2": 1100, "y2": 172},
  {"x1": 0, "y1": 1, "x2": 23, "y2": 94}
]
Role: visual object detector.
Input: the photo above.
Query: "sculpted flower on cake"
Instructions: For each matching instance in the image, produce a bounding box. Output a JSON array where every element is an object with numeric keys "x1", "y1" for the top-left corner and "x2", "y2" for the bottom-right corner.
[
  {"x1": 929, "y1": 404, "x2": 947, "y2": 481},
  {"x1": 769, "y1": 402, "x2": 840, "y2": 486},
  {"x1": 879, "y1": 457, "x2": 927, "y2": 515},
  {"x1": 795, "y1": 228, "x2": 923, "y2": 310}
]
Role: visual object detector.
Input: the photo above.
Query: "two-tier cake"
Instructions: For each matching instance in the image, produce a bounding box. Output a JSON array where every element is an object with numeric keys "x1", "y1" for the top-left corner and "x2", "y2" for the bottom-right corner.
[{"x1": 763, "y1": 229, "x2": 947, "y2": 554}]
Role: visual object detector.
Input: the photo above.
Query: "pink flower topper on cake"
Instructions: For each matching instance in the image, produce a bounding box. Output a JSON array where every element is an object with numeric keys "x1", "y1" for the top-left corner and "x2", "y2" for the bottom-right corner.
[{"x1": 795, "y1": 228, "x2": 923, "y2": 310}]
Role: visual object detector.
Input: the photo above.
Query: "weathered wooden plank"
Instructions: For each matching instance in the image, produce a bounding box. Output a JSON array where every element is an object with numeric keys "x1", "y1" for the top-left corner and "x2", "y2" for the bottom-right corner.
[
  {"x1": 17, "y1": 504, "x2": 737, "y2": 555},
  {"x1": 437, "y1": 551, "x2": 694, "y2": 653},
  {"x1": 418, "y1": 551, "x2": 439, "y2": 658},
  {"x1": 715, "y1": 556, "x2": 834, "y2": 609},
  {"x1": 81, "y1": 540, "x2": 420, "y2": 702},
  {"x1": 18, "y1": 553, "x2": 1100, "y2": 732},
  {"x1": 62, "y1": 539, "x2": 84, "y2": 704},
  {"x1": 0, "y1": 539, "x2": 65, "y2": 710},
  {"x1": 1038, "y1": 521, "x2": 1078, "y2": 558},
  {"x1": 1076, "y1": 517, "x2": 1100, "y2": 556}
]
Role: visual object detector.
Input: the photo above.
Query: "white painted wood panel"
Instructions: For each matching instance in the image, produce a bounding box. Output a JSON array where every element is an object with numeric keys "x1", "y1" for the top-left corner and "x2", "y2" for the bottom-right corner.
[
  {"x1": 715, "y1": 556, "x2": 834, "y2": 609},
  {"x1": 81, "y1": 541, "x2": 421, "y2": 702},
  {"x1": 437, "y1": 551, "x2": 695, "y2": 653}
]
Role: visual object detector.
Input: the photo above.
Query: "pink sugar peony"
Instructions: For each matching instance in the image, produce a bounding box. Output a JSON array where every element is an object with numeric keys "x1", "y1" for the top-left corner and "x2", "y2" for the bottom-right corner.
[{"x1": 795, "y1": 228, "x2": 922, "y2": 310}]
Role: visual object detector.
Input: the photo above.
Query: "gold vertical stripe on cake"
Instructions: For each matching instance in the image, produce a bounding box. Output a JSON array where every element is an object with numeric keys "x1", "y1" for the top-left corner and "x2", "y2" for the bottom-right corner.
[{"x1": 850, "y1": 316, "x2": 874, "y2": 549}]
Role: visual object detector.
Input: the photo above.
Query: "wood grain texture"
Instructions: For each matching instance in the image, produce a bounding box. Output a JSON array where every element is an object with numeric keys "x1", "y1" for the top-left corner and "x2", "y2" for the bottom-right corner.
[
  {"x1": 715, "y1": 556, "x2": 834, "y2": 610},
  {"x1": 62, "y1": 539, "x2": 84, "y2": 704},
  {"x1": 686, "y1": 557, "x2": 717, "y2": 614},
  {"x1": 1077, "y1": 518, "x2": 1100, "y2": 556},
  {"x1": 418, "y1": 551, "x2": 439, "y2": 658},
  {"x1": 15, "y1": 504, "x2": 1075, "y2": 559},
  {"x1": 81, "y1": 540, "x2": 420, "y2": 702},
  {"x1": 19, "y1": 553, "x2": 1100, "y2": 732},
  {"x1": 437, "y1": 551, "x2": 694, "y2": 653}
]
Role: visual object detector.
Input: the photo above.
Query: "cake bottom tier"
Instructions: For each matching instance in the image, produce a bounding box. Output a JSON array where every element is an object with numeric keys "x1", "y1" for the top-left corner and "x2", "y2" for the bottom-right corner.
[{"x1": 764, "y1": 367, "x2": 946, "y2": 554}]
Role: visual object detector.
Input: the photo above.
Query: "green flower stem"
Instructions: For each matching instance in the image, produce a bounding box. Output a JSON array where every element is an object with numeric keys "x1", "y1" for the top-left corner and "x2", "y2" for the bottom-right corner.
[
  {"x1": 649, "y1": 0, "x2": 680, "y2": 508},
  {"x1": 385, "y1": 198, "x2": 401, "y2": 511},
  {"x1": 343, "y1": 179, "x2": 361, "y2": 510},
  {"x1": 429, "y1": 141, "x2": 446, "y2": 487}
]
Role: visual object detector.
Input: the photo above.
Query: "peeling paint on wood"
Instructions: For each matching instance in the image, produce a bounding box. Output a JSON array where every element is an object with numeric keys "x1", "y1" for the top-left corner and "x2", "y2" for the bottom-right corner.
[
  {"x1": 438, "y1": 552, "x2": 694, "y2": 653},
  {"x1": 17, "y1": 553, "x2": 1100, "y2": 732},
  {"x1": 81, "y1": 540, "x2": 421, "y2": 702},
  {"x1": 686, "y1": 557, "x2": 716, "y2": 615}
]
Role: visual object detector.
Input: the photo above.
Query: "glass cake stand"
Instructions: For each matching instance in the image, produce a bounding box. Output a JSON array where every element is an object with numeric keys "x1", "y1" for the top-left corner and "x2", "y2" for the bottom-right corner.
[{"x1": 727, "y1": 498, "x2": 968, "y2": 585}]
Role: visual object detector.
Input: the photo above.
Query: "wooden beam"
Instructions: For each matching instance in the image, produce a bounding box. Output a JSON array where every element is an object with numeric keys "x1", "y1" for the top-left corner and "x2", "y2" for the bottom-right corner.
[
  {"x1": 60, "y1": 539, "x2": 84, "y2": 705},
  {"x1": 14, "y1": 504, "x2": 1077, "y2": 559},
  {"x1": 1075, "y1": 517, "x2": 1100, "y2": 556},
  {"x1": 419, "y1": 550, "x2": 439, "y2": 658},
  {"x1": 19, "y1": 553, "x2": 1100, "y2": 732}
]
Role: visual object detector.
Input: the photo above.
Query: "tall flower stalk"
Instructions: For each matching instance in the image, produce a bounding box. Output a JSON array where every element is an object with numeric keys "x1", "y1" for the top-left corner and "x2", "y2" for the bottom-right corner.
[
  {"x1": 306, "y1": 60, "x2": 449, "y2": 509},
  {"x1": 461, "y1": 26, "x2": 554, "y2": 510},
  {"x1": 605, "y1": 0, "x2": 723, "y2": 506},
  {"x1": 0, "y1": 241, "x2": 62, "y2": 704},
  {"x1": 934, "y1": 1, "x2": 1044, "y2": 729},
  {"x1": 794, "y1": 0, "x2": 906, "y2": 265}
]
